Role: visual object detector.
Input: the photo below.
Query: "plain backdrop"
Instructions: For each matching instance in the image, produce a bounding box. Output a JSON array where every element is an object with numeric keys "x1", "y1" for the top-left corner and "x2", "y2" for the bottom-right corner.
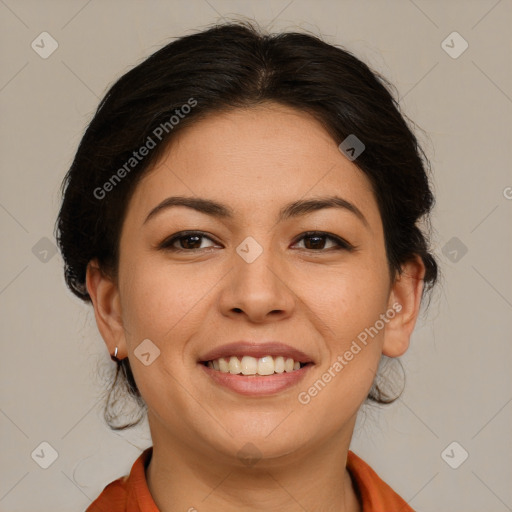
[{"x1": 1, "y1": 1, "x2": 511, "y2": 511}]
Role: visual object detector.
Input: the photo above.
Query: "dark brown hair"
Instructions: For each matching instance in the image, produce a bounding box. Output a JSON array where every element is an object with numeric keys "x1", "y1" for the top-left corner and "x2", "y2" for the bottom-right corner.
[{"x1": 56, "y1": 20, "x2": 439, "y2": 430}]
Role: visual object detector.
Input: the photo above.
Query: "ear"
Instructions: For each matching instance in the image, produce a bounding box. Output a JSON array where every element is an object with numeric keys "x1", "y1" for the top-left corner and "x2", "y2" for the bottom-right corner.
[
  {"x1": 382, "y1": 255, "x2": 426, "y2": 358},
  {"x1": 86, "y1": 259, "x2": 127, "y2": 359}
]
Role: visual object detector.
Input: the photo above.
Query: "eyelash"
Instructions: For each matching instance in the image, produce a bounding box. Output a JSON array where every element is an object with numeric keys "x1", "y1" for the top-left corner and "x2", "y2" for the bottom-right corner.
[{"x1": 158, "y1": 230, "x2": 355, "y2": 253}]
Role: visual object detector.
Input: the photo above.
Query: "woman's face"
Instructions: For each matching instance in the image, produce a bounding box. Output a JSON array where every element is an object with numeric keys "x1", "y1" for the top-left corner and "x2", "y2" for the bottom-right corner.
[{"x1": 89, "y1": 102, "x2": 423, "y2": 463}]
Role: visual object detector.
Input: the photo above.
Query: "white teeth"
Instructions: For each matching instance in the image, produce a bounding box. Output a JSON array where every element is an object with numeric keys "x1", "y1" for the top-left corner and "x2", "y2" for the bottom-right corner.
[
  {"x1": 274, "y1": 356, "x2": 285, "y2": 373},
  {"x1": 218, "y1": 357, "x2": 230, "y2": 373},
  {"x1": 229, "y1": 356, "x2": 242, "y2": 374},
  {"x1": 284, "y1": 357, "x2": 294, "y2": 372},
  {"x1": 206, "y1": 355, "x2": 306, "y2": 375},
  {"x1": 241, "y1": 355, "x2": 258, "y2": 375},
  {"x1": 258, "y1": 356, "x2": 275, "y2": 376}
]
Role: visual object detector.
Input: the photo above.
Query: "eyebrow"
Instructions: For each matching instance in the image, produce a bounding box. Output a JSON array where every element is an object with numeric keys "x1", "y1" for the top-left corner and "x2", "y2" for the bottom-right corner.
[{"x1": 143, "y1": 194, "x2": 369, "y2": 228}]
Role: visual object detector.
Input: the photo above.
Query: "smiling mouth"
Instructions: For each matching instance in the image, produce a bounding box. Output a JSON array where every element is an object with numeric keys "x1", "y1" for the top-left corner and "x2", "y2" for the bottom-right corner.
[{"x1": 201, "y1": 355, "x2": 310, "y2": 376}]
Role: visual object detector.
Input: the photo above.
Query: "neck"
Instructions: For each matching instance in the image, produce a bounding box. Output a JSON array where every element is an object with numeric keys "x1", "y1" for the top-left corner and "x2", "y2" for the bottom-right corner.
[{"x1": 146, "y1": 417, "x2": 362, "y2": 512}]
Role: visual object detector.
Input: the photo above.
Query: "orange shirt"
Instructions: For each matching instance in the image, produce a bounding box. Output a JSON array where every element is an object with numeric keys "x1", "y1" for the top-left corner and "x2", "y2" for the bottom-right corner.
[{"x1": 86, "y1": 447, "x2": 414, "y2": 512}]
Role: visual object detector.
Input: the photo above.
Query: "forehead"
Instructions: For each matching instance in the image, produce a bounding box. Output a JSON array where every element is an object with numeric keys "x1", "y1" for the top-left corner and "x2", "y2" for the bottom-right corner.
[{"x1": 125, "y1": 103, "x2": 380, "y2": 228}]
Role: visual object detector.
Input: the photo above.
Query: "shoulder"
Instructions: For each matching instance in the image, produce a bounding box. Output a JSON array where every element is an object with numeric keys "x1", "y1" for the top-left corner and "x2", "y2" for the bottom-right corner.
[
  {"x1": 85, "y1": 475, "x2": 130, "y2": 511},
  {"x1": 347, "y1": 450, "x2": 415, "y2": 512},
  {"x1": 85, "y1": 447, "x2": 156, "y2": 512}
]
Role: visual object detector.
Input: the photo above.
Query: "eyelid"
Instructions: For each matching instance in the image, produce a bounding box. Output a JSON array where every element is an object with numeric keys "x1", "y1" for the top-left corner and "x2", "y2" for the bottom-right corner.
[
  {"x1": 157, "y1": 230, "x2": 219, "y2": 251},
  {"x1": 292, "y1": 231, "x2": 355, "y2": 251}
]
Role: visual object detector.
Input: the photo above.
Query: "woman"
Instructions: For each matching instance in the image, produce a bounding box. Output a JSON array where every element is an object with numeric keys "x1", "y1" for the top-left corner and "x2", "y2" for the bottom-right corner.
[{"x1": 56, "y1": 20, "x2": 438, "y2": 512}]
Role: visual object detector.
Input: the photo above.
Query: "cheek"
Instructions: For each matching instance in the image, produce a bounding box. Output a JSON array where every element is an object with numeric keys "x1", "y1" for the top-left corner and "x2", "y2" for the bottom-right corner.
[
  {"x1": 118, "y1": 256, "x2": 200, "y2": 347},
  {"x1": 298, "y1": 267, "x2": 390, "y2": 424},
  {"x1": 310, "y1": 256, "x2": 390, "y2": 344},
  {"x1": 117, "y1": 260, "x2": 200, "y2": 411}
]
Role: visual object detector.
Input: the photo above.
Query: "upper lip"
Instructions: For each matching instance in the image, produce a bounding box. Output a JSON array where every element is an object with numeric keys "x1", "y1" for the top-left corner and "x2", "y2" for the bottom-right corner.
[{"x1": 199, "y1": 341, "x2": 314, "y2": 363}]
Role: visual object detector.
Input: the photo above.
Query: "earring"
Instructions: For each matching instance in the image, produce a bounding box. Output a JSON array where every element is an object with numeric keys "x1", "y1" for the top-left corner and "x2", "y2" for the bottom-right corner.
[{"x1": 110, "y1": 346, "x2": 120, "y2": 363}]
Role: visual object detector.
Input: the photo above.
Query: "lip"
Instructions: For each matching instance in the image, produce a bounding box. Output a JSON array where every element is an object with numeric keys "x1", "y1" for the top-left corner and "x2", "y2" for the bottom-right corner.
[
  {"x1": 199, "y1": 362, "x2": 313, "y2": 396},
  {"x1": 198, "y1": 341, "x2": 314, "y2": 364}
]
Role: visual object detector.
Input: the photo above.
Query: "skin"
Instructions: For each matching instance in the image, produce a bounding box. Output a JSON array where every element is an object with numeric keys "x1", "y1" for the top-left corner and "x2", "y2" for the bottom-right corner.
[{"x1": 86, "y1": 102, "x2": 425, "y2": 512}]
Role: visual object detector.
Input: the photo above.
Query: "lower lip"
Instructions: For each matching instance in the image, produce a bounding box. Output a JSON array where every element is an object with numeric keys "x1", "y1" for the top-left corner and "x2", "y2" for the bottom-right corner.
[{"x1": 199, "y1": 363, "x2": 313, "y2": 396}]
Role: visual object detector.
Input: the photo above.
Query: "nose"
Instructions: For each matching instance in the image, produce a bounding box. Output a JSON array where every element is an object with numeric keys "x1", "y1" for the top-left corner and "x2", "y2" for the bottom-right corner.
[{"x1": 218, "y1": 241, "x2": 296, "y2": 323}]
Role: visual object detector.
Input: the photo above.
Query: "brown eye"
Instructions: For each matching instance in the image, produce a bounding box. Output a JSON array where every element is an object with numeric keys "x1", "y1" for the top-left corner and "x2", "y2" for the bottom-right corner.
[
  {"x1": 159, "y1": 230, "x2": 354, "y2": 253},
  {"x1": 159, "y1": 231, "x2": 217, "y2": 252},
  {"x1": 293, "y1": 232, "x2": 354, "y2": 251}
]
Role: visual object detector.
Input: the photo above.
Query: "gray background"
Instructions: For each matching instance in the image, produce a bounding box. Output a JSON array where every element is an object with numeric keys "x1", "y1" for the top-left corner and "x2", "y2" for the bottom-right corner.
[{"x1": 1, "y1": 1, "x2": 511, "y2": 511}]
